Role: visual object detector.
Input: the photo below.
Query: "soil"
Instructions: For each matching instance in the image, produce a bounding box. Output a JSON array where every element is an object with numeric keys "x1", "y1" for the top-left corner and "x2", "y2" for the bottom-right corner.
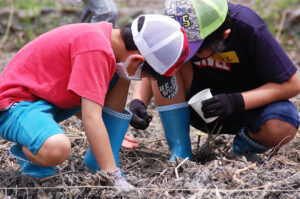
[{"x1": 0, "y1": 0, "x2": 299, "y2": 198}]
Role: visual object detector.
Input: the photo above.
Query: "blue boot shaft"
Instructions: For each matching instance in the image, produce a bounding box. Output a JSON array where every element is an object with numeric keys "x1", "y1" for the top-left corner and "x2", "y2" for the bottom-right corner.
[
  {"x1": 10, "y1": 144, "x2": 55, "y2": 178},
  {"x1": 83, "y1": 107, "x2": 132, "y2": 172},
  {"x1": 158, "y1": 102, "x2": 193, "y2": 162}
]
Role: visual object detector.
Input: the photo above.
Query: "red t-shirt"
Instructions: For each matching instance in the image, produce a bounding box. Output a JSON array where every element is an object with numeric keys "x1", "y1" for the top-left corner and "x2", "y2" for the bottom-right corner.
[{"x1": 0, "y1": 22, "x2": 116, "y2": 109}]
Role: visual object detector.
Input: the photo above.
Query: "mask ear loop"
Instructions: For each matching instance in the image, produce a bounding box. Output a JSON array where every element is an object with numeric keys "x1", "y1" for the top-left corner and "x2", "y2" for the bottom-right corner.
[
  {"x1": 127, "y1": 62, "x2": 143, "y2": 81},
  {"x1": 116, "y1": 55, "x2": 143, "y2": 81}
]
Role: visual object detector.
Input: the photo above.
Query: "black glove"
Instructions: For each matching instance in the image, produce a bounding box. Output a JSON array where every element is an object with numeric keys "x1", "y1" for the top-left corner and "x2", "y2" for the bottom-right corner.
[
  {"x1": 201, "y1": 93, "x2": 244, "y2": 121},
  {"x1": 129, "y1": 99, "x2": 152, "y2": 130}
]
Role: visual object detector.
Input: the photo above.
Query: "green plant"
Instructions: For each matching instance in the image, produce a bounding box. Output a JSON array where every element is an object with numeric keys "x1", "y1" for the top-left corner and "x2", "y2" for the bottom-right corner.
[
  {"x1": 1, "y1": 0, "x2": 81, "y2": 51},
  {"x1": 254, "y1": 0, "x2": 299, "y2": 35}
]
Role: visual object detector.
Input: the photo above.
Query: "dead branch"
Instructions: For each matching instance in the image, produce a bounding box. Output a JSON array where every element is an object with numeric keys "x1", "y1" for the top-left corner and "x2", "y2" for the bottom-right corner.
[
  {"x1": 150, "y1": 168, "x2": 168, "y2": 184},
  {"x1": 39, "y1": 171, "x2": 74, "y2": 183},
  {"x1": 259, "y1": 182, "x2": 272, "y2": 199},
  {"x1": 0, "y1": 185, "x2": 299, "y2": 194},
  {"x1": 139, "y1": 139, "x2": 165, "y2": 145},
  {"x1": 133, "y1": 147, "x2": 169, "y2": 159},
  {"x1": 188, "y1": 185, "x2": 209, "y2": 199},
  {"x1": 175, "y1": 157, "x2": 189, "y2": 179},
  {"x1": 276, "y1": 10, "x2": 288, "y2": 43},
  {"x1": 195, "y1": 124, "x2": 223, "y2": 161},
  {"x1": 0, "y1": 0, "x2": 14, "y2": 56},
  {"x1": 264, "y1": 135, "x2": 291, "y2": 162},
  {"x1": 232, "y1": 163, "x2": 256, "y2": 185},
  {"x1": 215, "y1": 186, "x2": 222, "y2": 199}
]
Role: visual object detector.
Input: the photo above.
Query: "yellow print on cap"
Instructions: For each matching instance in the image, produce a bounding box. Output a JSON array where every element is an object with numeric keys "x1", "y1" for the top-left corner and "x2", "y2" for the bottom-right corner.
[{"x1": 169, "y1": 14, "x2": 191, "y2": 28}]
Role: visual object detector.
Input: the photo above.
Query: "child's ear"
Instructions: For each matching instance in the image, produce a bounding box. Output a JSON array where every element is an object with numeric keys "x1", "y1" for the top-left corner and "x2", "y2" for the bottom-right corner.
[
  {"x1": 127, "y1": 54, "x2": 145, "y2": 75},
  {"x1": 129, "y1": 54, "x2": 145, "y2": 66},
  {"x1": 131, "y1": 54, "x2": 145, "y2": 63},
  {"x1": 224, "y1": 29, "x2": 231, "y2": 39}
]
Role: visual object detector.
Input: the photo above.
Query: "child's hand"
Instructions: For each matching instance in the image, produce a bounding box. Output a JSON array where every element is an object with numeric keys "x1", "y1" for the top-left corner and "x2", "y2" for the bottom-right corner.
[{"x1": 129, "y1": 99, "x2": 152, "y2": 130}]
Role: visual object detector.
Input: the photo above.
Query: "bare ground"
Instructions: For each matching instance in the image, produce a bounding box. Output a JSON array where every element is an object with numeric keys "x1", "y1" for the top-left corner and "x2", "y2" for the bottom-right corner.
[
  {"x1": 0, "y1": 102, "x2": 299, "y2": 198},
  {"x1": 0, "y1": 0, "x2": 300, "y2": 198},
  {"x1": 0, "y1": 62, "x2": 299, "y2": 198}
]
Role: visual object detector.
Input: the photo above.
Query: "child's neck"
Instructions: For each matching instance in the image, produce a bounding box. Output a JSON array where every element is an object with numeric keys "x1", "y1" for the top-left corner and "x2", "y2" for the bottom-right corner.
[{"x1": 111, "y1": 29, "x2": 126, "y2": 63}]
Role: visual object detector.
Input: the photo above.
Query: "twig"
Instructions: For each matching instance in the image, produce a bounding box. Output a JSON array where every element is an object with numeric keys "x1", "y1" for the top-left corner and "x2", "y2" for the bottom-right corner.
[
  {"x1": 287, "y1": 192, "x2": 299, "y2": 199},
  {"x1": 232, "y1": 163, "x2": 256, "y2": 185},
  {"x1": 260, "y1": 182, "x2": 272, "y2": 199},
  {"x1": 0, "y1": 185, "x2": 299, "y2": 193},
  {"x1": 202, "y1": 123, "x2": 222, "y2": 149},
  {"x1": 175, "y1": 157, "x2": 189, "y2": 179},
  {"x1": 264, "y1": 135, "x2": 291, "y2": 162},
  {"x1": 64, "y1": 126, "x2": 84, "y2": 135},
  {"x1": 124, "y1": 159, "x2": 143, "y2": 168},
  {"x1": 0, "y1": 0, "x2": 14, "y2": 54},
  {"x1": 188, "y1": 185, "x2": 208, "y2": 199},
  {"x1": 150, "y1": 168, "x2": 168, "y2": 184},
  {"x1": 208, "y1": 173, "x2": 223, "y2": 199},
  {"x1": 215, "y1": 186, "x2": 222, "y2": 199},
  {"x1": 39, "y1": 171, "x2": 74, "y2": 182},
  {"x1": 126, "y1": 148, "x2": 141, "y2": 159},
  {"x1": 276, "y1": 10, "x2": 288, "y2": 43},
  {"x1": 197, "y1": 135, "x2": 201, "y2": 151},
  {"x1": 196, "y1": 124, "x2": 223, "y2": 160},
  {"x1": 134, "y1": 147, "x2": 169, "y2": 159},
  {"x1": 139, "y1": 139, "x2": 165, "y2": 145}
]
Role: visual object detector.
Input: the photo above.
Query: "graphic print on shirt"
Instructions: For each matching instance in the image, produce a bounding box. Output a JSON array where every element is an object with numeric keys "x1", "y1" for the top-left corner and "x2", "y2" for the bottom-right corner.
[{"x1": 193, "y1": 51, "x2": 240, "y2": 72}]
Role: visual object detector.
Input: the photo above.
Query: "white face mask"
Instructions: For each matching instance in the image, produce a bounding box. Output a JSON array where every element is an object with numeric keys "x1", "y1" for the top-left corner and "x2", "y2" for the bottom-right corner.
[{"x1": 116, "y1": 55, "x2": 143, "y2": 81}]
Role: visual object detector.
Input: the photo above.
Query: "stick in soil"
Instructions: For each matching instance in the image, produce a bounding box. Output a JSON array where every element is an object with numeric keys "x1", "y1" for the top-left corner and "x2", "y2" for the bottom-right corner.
[
  {"x1": 150, "y1": 168, "x2": 168, "y2": 184},
  {"x1": 175, "y1": 157, "x2": 189, "y2": 179},
  {"x1": 232, "y1": 163, "x2": 256, "y2": 185}
]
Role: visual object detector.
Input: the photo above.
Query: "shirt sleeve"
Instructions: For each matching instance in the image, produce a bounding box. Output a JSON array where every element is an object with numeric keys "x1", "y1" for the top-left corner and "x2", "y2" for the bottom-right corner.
[
  {"x1": 68, "y1": 50, "x2": 115, "y2": 106},
  {"x1": 248, "y1": 24, "x2": 297, "y2": 83}
]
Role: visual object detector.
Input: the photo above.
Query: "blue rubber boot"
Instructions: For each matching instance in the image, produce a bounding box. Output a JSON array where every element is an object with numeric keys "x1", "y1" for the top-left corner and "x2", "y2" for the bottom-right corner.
[
  {"x1": 83, "y1": 107, "x2": 132, "y2": 172},
  {"x1": 9, "y1": 144, "x2": 55, "y2": 178},
  {"x1": 233, "y1": 128, "x2": 270, "y2": 155},
  {"x1": 157, "y1": 102, "x2": 193, "y2": 162}
]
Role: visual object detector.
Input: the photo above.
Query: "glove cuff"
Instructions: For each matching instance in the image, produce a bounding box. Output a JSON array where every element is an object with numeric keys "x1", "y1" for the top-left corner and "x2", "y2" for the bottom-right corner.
[
  {"x1": 230, "y1": 93, "x2": 245, "y2": 114},
  {"x1": 130, "y1": 99, "x2": 146, "y2": 109}
]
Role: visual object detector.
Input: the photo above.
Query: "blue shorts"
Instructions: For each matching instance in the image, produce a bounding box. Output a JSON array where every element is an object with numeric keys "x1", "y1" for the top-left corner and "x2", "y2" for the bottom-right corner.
[
  {"x1": 0, "y1": 100, "x2": 81, "y2": 154},
  {"x1": 0, "y1": 73, "x2": 119, "y2": 155},
  {"x1": 190, "y1": 100, "x2": 299, "y2": 134}
]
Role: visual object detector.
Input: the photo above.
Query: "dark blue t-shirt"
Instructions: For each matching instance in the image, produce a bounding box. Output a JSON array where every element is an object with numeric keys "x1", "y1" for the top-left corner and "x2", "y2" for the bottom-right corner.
[{"x1": 191, "y1": 3, "x2": 297, "y2": 95}]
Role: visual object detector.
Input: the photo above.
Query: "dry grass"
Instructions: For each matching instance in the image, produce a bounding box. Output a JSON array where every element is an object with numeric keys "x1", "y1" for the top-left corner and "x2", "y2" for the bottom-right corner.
[{"x1": 0, "y1": 107, "x2": 299, "y2": 198}]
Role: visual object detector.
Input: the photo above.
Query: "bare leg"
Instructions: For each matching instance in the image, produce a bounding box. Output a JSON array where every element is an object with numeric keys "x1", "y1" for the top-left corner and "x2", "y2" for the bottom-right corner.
[
  {"x1": 22, "y1": 133, "x2": 71, "y2": 166},
  {"x1": 104, "y1": 78, "x2": 130, "y2": 112},
  {"x1": 248, "y1": 119, "x2": 297, "y2": 148},
  {"x1": 132, "y1": 77, "x2": 153, "y2": 105},
  {"x1": 151, "y1": 61, "x2": 193, "y2": 106}
]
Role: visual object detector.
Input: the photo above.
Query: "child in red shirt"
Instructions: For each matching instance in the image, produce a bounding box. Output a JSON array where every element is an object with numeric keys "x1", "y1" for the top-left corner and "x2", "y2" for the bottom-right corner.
[{"x1": 0, "y1": 14, "x2": 189, "y2": 188}]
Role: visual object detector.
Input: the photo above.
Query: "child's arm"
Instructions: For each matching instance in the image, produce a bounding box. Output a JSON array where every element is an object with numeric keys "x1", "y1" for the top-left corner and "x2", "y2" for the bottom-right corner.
[{"x1": 81, "y1": 97, "x2": 117, "y2": 171}]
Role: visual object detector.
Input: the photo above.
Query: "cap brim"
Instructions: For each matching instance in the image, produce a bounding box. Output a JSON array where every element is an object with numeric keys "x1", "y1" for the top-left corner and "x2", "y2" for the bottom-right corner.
[
  {"x1": 184, "y1": 40, "x2": 204, "y2": 63},
  {"x1": 155, "y1": 74, "x2": 178, "y2": 99}
]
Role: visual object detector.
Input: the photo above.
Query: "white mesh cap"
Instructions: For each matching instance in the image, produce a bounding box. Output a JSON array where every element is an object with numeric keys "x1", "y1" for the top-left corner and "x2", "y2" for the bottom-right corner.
[{"x1": 131, "y1": 14, "x2": 190, "y2": 77}]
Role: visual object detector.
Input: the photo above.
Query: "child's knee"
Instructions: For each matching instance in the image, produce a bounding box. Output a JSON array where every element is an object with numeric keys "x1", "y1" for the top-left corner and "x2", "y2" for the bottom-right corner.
[
  {"x1": 39, "y1": 134, "x2": 71, "y2": 165},
  {"x1": 263, "y1": 119, "x2": 297, "y2": 145}
]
